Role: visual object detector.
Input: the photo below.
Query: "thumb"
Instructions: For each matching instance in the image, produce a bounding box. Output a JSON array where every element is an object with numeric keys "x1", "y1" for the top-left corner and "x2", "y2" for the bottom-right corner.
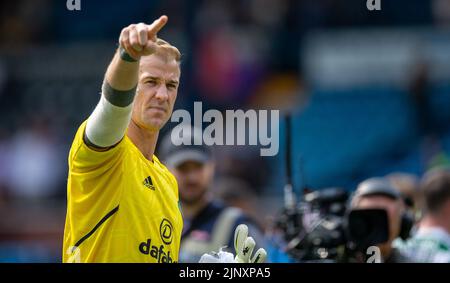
[{"x1": 142, "y1": 40, "x2": 158, "y2": 56}]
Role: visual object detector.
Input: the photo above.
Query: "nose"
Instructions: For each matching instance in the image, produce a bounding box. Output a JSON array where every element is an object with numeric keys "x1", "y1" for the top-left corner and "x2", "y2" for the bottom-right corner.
[{"x1": 155, "y1": 84, "x2": 169, "y2": 102}]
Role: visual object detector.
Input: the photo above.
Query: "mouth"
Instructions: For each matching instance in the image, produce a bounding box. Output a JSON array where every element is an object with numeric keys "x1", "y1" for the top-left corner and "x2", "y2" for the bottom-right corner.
[{"x1": 148, "y1": 106, "x2": 167, "y2": 113}]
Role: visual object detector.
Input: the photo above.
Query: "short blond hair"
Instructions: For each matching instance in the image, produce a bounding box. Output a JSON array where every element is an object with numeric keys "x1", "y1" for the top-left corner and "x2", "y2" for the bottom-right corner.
[{"x1": 153, "y1": 38, "x2": 181, "y2": 63}]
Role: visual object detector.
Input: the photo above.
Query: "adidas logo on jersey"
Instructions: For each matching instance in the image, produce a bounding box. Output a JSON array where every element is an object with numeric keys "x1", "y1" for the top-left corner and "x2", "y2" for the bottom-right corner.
[{"x1": 143, "y1": 176, "x2": 155, "y2": 190}]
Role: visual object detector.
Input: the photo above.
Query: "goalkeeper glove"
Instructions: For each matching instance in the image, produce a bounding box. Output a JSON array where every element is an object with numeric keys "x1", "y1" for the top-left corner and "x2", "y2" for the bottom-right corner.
[
  {"x1": 234, "y1": 224, "x2": 267, "y2": 263},
  {"x1": 199, "y1": 224, "x2": 267, "y2": 263}
]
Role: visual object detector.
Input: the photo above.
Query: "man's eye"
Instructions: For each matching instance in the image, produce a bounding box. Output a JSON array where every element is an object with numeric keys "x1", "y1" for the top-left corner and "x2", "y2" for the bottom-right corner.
[
  {"x1": 167, "y1": 84, "x2": 177, "y2": 89},
  {"x1": 146, "y1": 80, "x2": 157, "y2": 86}
]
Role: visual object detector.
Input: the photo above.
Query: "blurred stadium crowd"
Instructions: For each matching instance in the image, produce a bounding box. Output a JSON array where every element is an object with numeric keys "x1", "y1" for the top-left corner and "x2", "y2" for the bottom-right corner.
[{"x1": 1, "y1": 0, "x2": 450, "y2": 262}]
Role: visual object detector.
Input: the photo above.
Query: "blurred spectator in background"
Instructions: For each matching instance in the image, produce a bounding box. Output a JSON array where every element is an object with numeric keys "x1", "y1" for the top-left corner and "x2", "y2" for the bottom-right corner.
[
  {"x1": 5, "y1": 118, "x2": 64, "y2": 200},
  {"x1": 397, "y1": 168, "x2": 450, "y2": 262},
  {"x1": 213, "y1": 144, "x2": 271, "y2": 197},
  {"x1": 159, "y1": 125, "x2": 266, "y2": 262},
  {"x1": 249, "y1": 72, "x2": 305, "y2": 111},
  {"x1": 213, "y1": 176, "x2": 263, "y2": 228},
  {"x1": 0, "y1": 128, "x2": 10, "y2": 204},
  {"x1": 0, "y1": 1, "x2": 52, "y2": 47},
  {"x1": 0, "y1": 116, "x2": 65, "y2": 262},
  {"x1": 433, "y1": 0, "x2": 450, "y2": 26},
  {"x1": 351, "y1": 177, "x2": 411, "y2": 263}
]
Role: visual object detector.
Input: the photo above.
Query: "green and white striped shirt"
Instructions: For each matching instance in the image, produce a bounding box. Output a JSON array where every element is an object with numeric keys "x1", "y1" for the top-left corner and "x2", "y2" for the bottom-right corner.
[{"x1": 395, "y1": 227, "x2": 450, "y2": 263}]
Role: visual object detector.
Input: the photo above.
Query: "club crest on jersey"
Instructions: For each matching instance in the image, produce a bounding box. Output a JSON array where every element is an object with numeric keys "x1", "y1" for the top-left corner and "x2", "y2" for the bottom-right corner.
[{"x1": 138, "y1": 219, "x2": 176, "y2": 263}]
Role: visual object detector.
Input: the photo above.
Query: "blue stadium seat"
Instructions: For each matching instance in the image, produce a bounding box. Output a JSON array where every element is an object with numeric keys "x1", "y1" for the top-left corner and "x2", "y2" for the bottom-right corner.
[{"x1": 284, "y1": 86, "x2": 418, "y2": 190}]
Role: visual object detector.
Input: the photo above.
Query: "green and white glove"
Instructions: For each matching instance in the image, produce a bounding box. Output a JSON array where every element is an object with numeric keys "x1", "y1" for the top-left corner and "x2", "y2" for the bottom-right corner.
[
  {"x1": 198, "y1": 224, "x2": 268, "y2": 263},
  {"x1": 234, "y1": 224, "x2": 267, "y2": 263}
]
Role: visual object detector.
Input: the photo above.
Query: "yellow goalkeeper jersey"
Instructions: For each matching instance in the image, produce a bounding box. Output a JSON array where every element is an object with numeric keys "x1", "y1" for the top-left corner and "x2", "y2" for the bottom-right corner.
[{"x1": 63, "y1": 121, "x2": 182, "y2": 263}]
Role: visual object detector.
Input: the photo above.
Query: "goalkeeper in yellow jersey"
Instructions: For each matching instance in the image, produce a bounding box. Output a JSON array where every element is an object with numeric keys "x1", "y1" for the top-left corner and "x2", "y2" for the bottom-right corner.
[
  {"x1": 62, "y1": 15, "x2": 266, "y2": 263},
  {"x1": 63, "y1": 16, "x2": 183, "y2": 263}
]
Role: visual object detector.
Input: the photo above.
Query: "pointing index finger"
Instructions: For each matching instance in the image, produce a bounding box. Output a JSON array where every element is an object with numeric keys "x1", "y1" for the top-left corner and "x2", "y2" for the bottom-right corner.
[{"x1": 147, "y1": 15, "x2": 168, "y2": 37}]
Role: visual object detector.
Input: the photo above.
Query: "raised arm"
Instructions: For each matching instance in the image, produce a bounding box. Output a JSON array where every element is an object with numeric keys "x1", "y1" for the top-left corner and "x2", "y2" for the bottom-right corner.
[{"x1": 85, "y1": 16, "x2": 168, "y2": 149}]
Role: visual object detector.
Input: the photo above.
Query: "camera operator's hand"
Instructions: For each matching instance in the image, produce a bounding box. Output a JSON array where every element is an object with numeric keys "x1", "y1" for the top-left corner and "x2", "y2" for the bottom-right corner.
[
  {"x1": 234, "y1": 224, "x2": 267, "y2": 263},
  {"x1": 118, "y1": 15, "x2": 168, "y2": 61}
]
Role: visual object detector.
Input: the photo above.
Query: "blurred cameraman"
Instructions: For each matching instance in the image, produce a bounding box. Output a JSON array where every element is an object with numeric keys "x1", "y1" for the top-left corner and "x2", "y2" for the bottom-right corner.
[
  {"x1": 351, "y1": 178, "x2": 411, "y2": 263},
  {"x1": 386, "y1": 172, "x2": 423, "y2": 222},
  {"x1": 396, "y1": 169, "x2": 450, "y2": 262}
]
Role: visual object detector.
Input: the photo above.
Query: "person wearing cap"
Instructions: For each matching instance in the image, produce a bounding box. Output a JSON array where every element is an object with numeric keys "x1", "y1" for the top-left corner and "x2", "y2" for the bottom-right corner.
[
  {"x1": 159, "y1": 126, "x2": 267, "y2": 263},
  {"x1": 395, "y1": 169, "x2": 450, "y2": 262},
  {"x1": 351, "y1": 177, "x2": 412, "y2": 263}
]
